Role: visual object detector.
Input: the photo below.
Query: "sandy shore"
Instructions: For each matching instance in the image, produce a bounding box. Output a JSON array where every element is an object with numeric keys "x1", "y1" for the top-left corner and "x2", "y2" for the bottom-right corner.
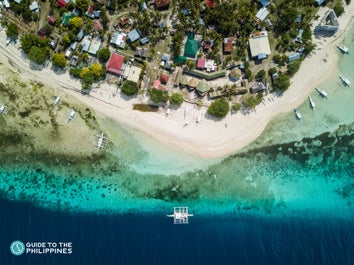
[{"x1": 0, "y1": 4, "x2": 353, "y2": 159}]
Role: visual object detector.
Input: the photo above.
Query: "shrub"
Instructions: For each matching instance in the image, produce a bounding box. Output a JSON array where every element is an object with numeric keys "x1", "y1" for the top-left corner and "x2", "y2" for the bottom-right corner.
[
  {"x1": 272, "y1": 73, "x2": 290, "y2": 92},
  {"x1": 149, "y1": 88, "x2": 169, "y2": 104},
  {"x1": 232, "y1": 103, "x2": 242, "y2": 112},
  {"x1": 208, "y1": 99, "x2": 229, "y2": 118},
  {"x1": 334, "y1": 2, "x2": 344, "y2": 17},
  {"x1": 287, "y1": 59, "x2": 301, "y2": 76},
  {"x1": 170, "y1": 93, "x2": 184, "y2": 106},
  {"x1": 121, "y1": 80, "x2": 139, "y2": 96}
]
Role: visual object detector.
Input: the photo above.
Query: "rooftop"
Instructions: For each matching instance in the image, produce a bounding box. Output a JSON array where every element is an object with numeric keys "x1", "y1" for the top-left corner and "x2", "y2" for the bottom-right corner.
[
  {"x1": 106, "y1": 53, "x2": 125, "y2": 75},
  {"x1": 249, "y1": 31, "x2": 271, "y2": 58}
]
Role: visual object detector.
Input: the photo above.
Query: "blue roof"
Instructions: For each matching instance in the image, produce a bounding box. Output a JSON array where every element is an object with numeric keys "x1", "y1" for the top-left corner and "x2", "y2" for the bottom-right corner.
[
  {"x1": 181, "y1": 9, "x2": 191, "y2": 15},
  {"x1": 259, "y1": 0, "x2": 270, "y2": 7},
  {"x1": 315, "y1": 0, "x2": 325, "y2": 5},
  {"x1": 162, "y1": 53, "x2": 170, "y2": 61},
  {"x1": 141, "y1": 2, "x2": 147, "y2": 10},
  {"x1": 140, "y1": 36, "x2": 149, "y2": 45},
  {"x1": 258, "y1": 53, "x2": 267, "y2": 60},
  {"x1": 128, "y1": 29, "x2": 140, "y2": 42},
  {"x1": 288, "y1": 52, "x2": 301, "y2": 62}
]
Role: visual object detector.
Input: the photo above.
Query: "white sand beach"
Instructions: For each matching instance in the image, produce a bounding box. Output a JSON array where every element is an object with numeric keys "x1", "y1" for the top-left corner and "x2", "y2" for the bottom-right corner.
[{"x1": 0, "y1": 3, "x2": 353, "y2": 159}]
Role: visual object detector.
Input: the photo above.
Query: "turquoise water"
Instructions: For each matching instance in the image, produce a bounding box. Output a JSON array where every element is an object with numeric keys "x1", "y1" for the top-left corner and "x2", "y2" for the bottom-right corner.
[{"x1": 0, "y1": 30, "x2": 354, "y2": 220}]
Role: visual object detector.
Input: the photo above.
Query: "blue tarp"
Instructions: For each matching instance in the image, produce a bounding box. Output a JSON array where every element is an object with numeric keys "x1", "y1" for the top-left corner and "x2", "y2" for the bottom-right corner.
[{"x1": 258, "y1": 53, "x2": 267, "y2": 60}]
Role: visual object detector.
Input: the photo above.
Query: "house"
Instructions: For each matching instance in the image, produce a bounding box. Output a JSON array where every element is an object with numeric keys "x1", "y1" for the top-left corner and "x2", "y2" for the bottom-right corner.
[
  {"x1": 161, "y1": 53, "x2": 170, "y2": 61},
  {"x1": 29, "y1": 2, "x2": 38, "y2": 12},
  {"x1": 61, "y1": 12, "x2": 74, "y2": 26},
  {"x1": 223, "y1": 37, "x2": 233, "y2": 54},
  {"x1": 111, "y1": 32, "x2": 127, "y2": 49},
  {"x1": 205, "y1": 0, "x2": 216, "y2": 8},
  {"x1": 295, "y1": 29, "x2": 303, "y2": 43},
  {"x1": 128, "y1": 29, "x2": 140, "y2": 42},
  {"x1": 256, "y1": 7, "x2": 269, "y2": 22},
  {"x1": 160, "y1": 73, "x2": 169, "y2": 84},
  {"x1": 288, "y1": 52, "x2": 301, "y2": 62},
  {"x1": 140, "y1": 36, "x2": 149, "y2": 45},
  {"x1": 77, "y1": 29, "x2": 84, "y2": 41},
  {"x1": 57, "y1": 0, "x2": 67, "y2": 8},
  {"x1": 70, "y1": 55, "x2": 79, "y2": 67},
  {"x1": 106, "y1": 53, "x2": 125, "y2": 75},
  {"x1": 81, "y1": 36, "x2": 92, "y2": 52},
  {"x1": 248, "y1": 31, "x2": 271, "y2": 59},
  {"x1": 48, "y1": 16, "x2": 56, "y2": 25},
  {"x1": 153, "y1": 79, "x2": 161, "y2": 89},
  {"x1": 315, "y1": 9, "x2": 339, "y2": 35},
  {"x1": 70, "y1": 42, "x2": 77, "y2": 50},
  {"x1": 86, "y1": 5, "x2": 95, "y2": 19},
  {"x1": 141, "y1": 48, "x2": 148, "y2": 58},
  {"x1": 120, "y1": 16, "x2": 130, "y2": 26},
  {"x1": 88, "y1": 38, "x2": 101, "y2": 55},
  {"x1": 184, "y1": 34, "x2": 199, "y2": 58},
  {"x1": 196, "y1": 79, "x2": 210, "y2": 97},
  {"x1": 94, "y1": 20, "x2": 104, "y2": 31},
  {"x1": 123, "y1": 65, "x2": 141, "y2": 83},
  {"x1": 3, "y1": 0, "x2": 10, "y2": 8},
  {"x1": 135, "y1": 47, "x2": 142, "y2": 57},
  {"x1": 250, "y1": 82, "x2": 266, "y2": 93},
  {"x1": 65, "y1": 49, "x2": 72, "y2": 58},
  {"x1": 259, "y1": 0, "x2": 270, "y2": 7},
  {"x1": 315, "y1": 0, "x2": 325, "y2": 6},
  {"x1": 155, "y1": 0, "x2": 170, "y2": 9}
]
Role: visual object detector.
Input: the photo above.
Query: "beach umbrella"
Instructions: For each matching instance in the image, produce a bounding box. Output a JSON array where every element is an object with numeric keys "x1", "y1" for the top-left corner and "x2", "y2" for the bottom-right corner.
[{"x1": 188, "y1": 77, "x2": 198, "y2": 88}]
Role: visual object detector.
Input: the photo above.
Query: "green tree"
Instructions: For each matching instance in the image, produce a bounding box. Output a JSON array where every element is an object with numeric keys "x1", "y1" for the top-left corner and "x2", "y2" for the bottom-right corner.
[
  {"x1": 268, "y1": 67, "x2": 277, "y2": 75},
  {"x1": 90, "y1": 63, "x2": 102, "y2": 78},
  {"x1": 333, "y1": 2, "x2": 344, "y2": 17},
  {"x1": 20, "y1": 34, "x2": 39, "y2": 54},
  {"x1": 51, "y1": 53, "x2": 67, "y2": 68},
  {"x1": 255, "y1": 70, "x2": 266, "y2": 80},
  {"x1": 97, "y1": 48, "x2": 111, "y2": 63},
  {"x1": 149, "y1": 88, "x2": 169, "y2": 103},
  {"x1": 272, "y1": 74, "x2": 290, "y2": 92},
  {"x1": 170, "y1": 93, "x2": 184, "y2": 106},
  {"x1": 69, "y1": 17, "x2": 83, "y2": 30},
  {"x1": 243, "y1": 94, "x2": 262, "y2": 109},
  {"x1": 207, "y1": 99, "x2": 229, "y2": 118},
  {"x1": 28, "y1": 46, "x2": 47, "y2": 64},
  {"x1": 287, "y1": 59, "x2": 301, "y2": 76},
  {"x1": 75, "y1": 0, "x2": 89, "y2": 14},
  {"x1": 70, "y1": 67, "x2": 81, "y2": 78},
  {"x1": 6, "y1": 23, "x2": 19, "y2": 39},
  {"x1": 121, "y1": 80, "x2": 139, "y2": 96},
  {"x1": 231, "y1": 102, "x2": 242, "y2": 112}
]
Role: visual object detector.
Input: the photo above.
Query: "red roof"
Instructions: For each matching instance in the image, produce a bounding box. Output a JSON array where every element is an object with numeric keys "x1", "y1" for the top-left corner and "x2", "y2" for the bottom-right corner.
[
  {"x1": 87, "y1": 5, "x2": 94, "y2": 15},
  {"x1": 197, "y1": 58, "x2": 206, "y2": 69},
  {"x1": 155, "y1": 0, "x2": 170, "y2": 8},
  {"x1": 94, "y1": 20, "x2": 103, "y2": 31},
  {"x1": 223, "y1": 37, "x2": 233, "y2": 53},
  {"x1": 160, "y1": 74, "x2": 169, "y2": 84},
  {"x1": 153, "y1": 80, "x2": 161, "y2": 89},
  {"x1": 205, "y1": 0, "x2": 216, "y2": 8},
  {"x1": 48, "y1": 16, "x2": 56, "y2": 25},
  {"x1": 57, "y1": 0, "x2": 67, "y2": 8},
  {"x1": 106, "y1": 53, "x2": 124, "y2": 75}
]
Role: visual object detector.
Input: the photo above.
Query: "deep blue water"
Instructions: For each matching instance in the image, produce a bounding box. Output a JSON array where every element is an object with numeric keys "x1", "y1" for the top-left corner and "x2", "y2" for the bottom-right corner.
[{"x1": 1, "y1": 197, "x2": 353, "y2": 265}]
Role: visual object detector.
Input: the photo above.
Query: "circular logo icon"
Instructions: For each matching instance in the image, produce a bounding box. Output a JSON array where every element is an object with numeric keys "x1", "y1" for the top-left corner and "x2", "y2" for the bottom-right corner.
[{"x1": 10, "y1": 241, "x2": 25, "y2": 256}]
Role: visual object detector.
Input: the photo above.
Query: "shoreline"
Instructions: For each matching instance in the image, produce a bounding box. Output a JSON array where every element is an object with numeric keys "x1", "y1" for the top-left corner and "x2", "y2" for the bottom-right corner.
[{"x1": 0, "y1": 5, "x2": 353, "y2": 159}]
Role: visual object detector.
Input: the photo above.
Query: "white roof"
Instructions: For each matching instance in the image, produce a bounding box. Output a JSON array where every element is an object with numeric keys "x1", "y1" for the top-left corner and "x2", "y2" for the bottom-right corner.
[
  {"x1": 88, "y1": 39, "x2": 101, "y2": 55},
  {"x1": 110, "y1": 32, "x2": 127, "y2": 49},
  {"x1": 29, "y1": 1, "x2": 38, "y2": 11},
  {"x1": 123, "y1": 65, "x2": 141, "y2": 83},
  {"x1": 65, "y1": 49, "x2": 72, "y2": 58},
  {"x1": 256, "y1": 7, "x2": 269, "y2": 21},
  {"x1": 249, "y1": 31, "x2": 271, "y2": 58},
  {"x1": 81, "y1": 38, "x2": 91, "y2": 52}
]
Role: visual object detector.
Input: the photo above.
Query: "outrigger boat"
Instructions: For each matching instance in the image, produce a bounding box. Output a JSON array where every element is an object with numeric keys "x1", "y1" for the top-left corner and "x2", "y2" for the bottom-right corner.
[
  {"x1": 67, "y1": 108, "x2": 76, "y2": 123},
  {"x1": 0, "y1": 104, "x2": 5, "y2": 114},
  {"x1": 309, "y1": 96, "x2": 315, "y2": 109},
  {"x1": 196, "y1": 112, "x2": 202, "y2": 123},
  {"x1": 315, "y1": 87, "x2": 328, "y2": 98},
  {"x1": 337, "y1": 45, "x2": 349, "y2": 54},
  {"x1": 95, "y1": 132, "x2": 108, "y2": 151},
  {"x1": 339, "y1": 75, "x2": 351, "y2": 87},
  {"x1": 294, "y1": 108, "x2": 302, "y2": 120}
]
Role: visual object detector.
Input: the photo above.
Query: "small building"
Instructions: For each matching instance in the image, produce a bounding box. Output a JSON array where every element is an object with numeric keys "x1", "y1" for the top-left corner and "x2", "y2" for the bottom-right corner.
[
  {"x1": 315, "y1": 0, "x2": 325, "y2": 6},
  {"x1": 179, "y1": 75, "x2": 188, "y2": 87},
  {"x1": 162, "y1": 53, "x2": 170, "y2": 61},
  {"x1": 141, "y1": 48, "x2": 148, "y2": 58},
  {"x1": 106, "y1": 53, "x2": 125, "y2": 75},
  {"x1": 77, "y1": 29, "x2": 84, "y2": 42},
  {"x1": 259, "y1": 0, "x2": 270, "y2": 7},
  {"x1": 70, "y1": 42, "x2": 77, "y2": 50},
  {"x1": 140, "y1": 36, "x2": 149, "y2": 45},
  {"x1": 184, "y1": 35, "x2": 199, "y2": 58},
  {"x1": 288, "y1": 52, "x2": 301, "y2": 62},
  {"x1": 29, "y1": 1, "x2": 38, "y2": 12},
  {"x1": 250, "y1": 82, "x2": 266, "y2": 93},
  {"x1": 38, "y1": 27, "x2": 49, "y2": 38},
  {"x1": 70, "y1": 55, "x2": 79, "y2": 67},
  {"x1": 88, "y1": 38, "x2": 101, "y2": 55},
  {"x1": 187, "y1": 77, "x2": 198, "y2": 90},
  {"x1": 120, "y1": 16, "x2": 130, "y2": 26},
  {"x1": 295, "y1": 29, "x2": 303, "y2": 43},
  {"x1": 223, "y1": 37, "x2": 233, "y2": 54},
  {"x1": 141, "y1": 2, "x2": 147, "y2": 11},
  {"x1": 86, "y1": 5, "x2": 95, "y2": 19},
  {"x1": 81, "y1": 36, "x2": 92, "y2": 53},
  {"x1": 197, "y1": 58, "x2": 206, "y2": 70},
  {"x1": 229, "y1": 68, "x2": 242, "y2": 82},
  {"x1": 61, "y1": 12, "x2": 74, "y2": 26},
  {"x1": 153, "y1": 79, "x2": 161, "y2": 89},
  {"x1": 205, "y1": 0, "x2": 216, "y2": 8},
  {"x1": 65, "y1": 49, "x2": 72, "y2": 58},
  {"x1": 256, "y1": 7, "x2": 269, "y2": 22},
  {"x1": 110, "y1": 32, "x2": 127, "y2": 49},
  {"x1": 48, "y1": 16, "x2": 56, "y2": 25},
  {"x1": 128, "y1": 29, "x2": 140, "y2": 42},
  {"x1": 94, "y1": 20, "x2": 104, "y2": 31},
  {"x1": 155, "y1": 0, "x2": 170, "y2": 9},
  {"x1": 196, "y1": 79, "x2": 210, "y2": 97},
  {"x1": 248, "y1": 31, "x2": 271, "y2": 59},
  {"x1": 123, "y1": 65, "x2": 141, "y2": 83},
  {"x1": 160, "y1": 73, "x2": 169, "y2": 85},
  {"x1": 57, "y1": 0, "x2": 67, "y2": 8}
]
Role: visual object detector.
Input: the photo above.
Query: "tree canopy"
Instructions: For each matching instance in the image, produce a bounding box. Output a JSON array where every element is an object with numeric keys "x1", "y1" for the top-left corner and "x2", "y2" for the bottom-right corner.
[
  {"x1": 20, "y1": 34, "x2": 39, "y2": 54},
  {"x1": 51, "y1": 53, "x2": 67, "y2": 68},
  {"x1": 170, "y1": 93, "x2": 184, "y2": 106},
  {"x1": 28, "y1": 46, "x2": 47, "y2": 64},
  {"x1": 207, "y1": 99, "x2": 229, "y2": 118},
  {"x1": 272, "y1": 74, "x2": 290, "y2": 92},
  {"x1": 287, "y1": 59, "x2": 301, "y2": 76},
  {"x1": 97, "y1": 48, "x2": 111, "y2": 63},
  {"x1": 121, "y1": 80, "x2": 139, "y2": 96},
  {"x1": 149, "y1": 88, "x2": 169, "y2": 104},
  {"x1": 6, "y1": 23, "x2": 19, "y2": 39}
]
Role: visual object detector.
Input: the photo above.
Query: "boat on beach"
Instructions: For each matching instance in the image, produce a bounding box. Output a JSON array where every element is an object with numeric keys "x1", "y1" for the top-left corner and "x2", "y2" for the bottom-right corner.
[
  {"x1": 315, "y1": 87, "x2": 328, "y2": 98},
  {"x1": 67, "y1": 108, "x2": 77, "y2": 123},
  {"x1": 53, "y1": 96, "x2": 61, "y2": 106},
  {"x1": 294, "y1": 108, "x2": 302, "y2": 120},
  {"x1": 337, "y1": 45, "x2": 349, "y2": 54},
  {"x1": 309, "y1": 96, "x2": 315, "y2": 109},
  {"x1": 339, "y1": 75, "x2": 351, "y2": 87}
]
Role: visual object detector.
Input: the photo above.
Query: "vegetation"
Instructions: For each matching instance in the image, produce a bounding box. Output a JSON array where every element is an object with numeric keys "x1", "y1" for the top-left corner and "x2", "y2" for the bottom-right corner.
[
  {"x1": 97, "y1": 48, "x2": 111, "y2": 63},
  {"x1": 20, "y1": 34, "x2": 39, "y2": 54},
  {"x1": 333, "y1": 2, "x2": 345, "y2": 17},
  {"x1": 232, "y1": 103, "x2": 242, "y2": 112},
  {"x1": 208, "y1": 99, "x2": 229, "y2": 118},
  {"x1": 272, "y1": 74, "x2": 290, "y2": 92},
  {"x1": 149, "y1": 89, "x2": 169, "y2": 104},
  {"x1": 170, "y1": 93, "x2": 184, "y2": 106},
  {"x1": 69, "y1": 17, "x2": 84, "y2": 30},
  {"x1": 287, "y1": 59, "x2": 302, "y2": 76},
  {"x1": 243, "y1": 93, "x2": 263, "y2": 109},
  {"x1": 51, "y1": 53, "x2": 67, "y2": 68},
  {"x1": 121, "y1": 80, "x2": 139, "y2": 96},
  {"x1": 6, "y1": 23, "x2": 19, "y2": 39},
  {"x1": 28, "y1": 46, "x2": 47, "y2": 64}
]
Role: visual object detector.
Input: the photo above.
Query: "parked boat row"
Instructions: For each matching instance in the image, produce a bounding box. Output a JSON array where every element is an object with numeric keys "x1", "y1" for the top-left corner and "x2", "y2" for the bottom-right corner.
[{"x1": 315, "y1": 87, "x2": 328, "y2": 98}]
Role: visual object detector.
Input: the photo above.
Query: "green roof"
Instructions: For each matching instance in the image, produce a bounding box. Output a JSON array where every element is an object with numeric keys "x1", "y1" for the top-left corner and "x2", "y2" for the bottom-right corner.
[
  {"x1": 184, "y1": 39, "x2": 199, "y2": 57},
  {"x1": 61, "y1": 12, "x2": 74, "y2": 26},
  {"x1": 196, "y1": 79, "x2": 210, "y2": 94},
  {"x1": 180, "y1": 75, "x2": 188, "y2": 85},
  {"x1": 175, "y1": 55, "x2": 187, "y2": 64}
]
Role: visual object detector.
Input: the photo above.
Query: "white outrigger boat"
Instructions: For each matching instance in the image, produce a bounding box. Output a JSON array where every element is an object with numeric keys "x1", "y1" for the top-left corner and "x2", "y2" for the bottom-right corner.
[
  {"x1": 167, "y1": 207, "x2": 193, "y2": 224},
  {"x1": 196, "y1": 112, "x2": 202, "y2": 123},
  {"x1": 309, "y1": 96, "x2": 315, "y2": 109},
  {"x1": 294, "y1": 108, "x2": 302, "y2": 120},
  {"x1": 95, "y1": 132, "x2": 108, "y2": 151},
  {"x1": 67, "y1": 108, "x2": 76, "y2": 123},
  {"x1": 339, "y1": 75, "x2": 351, "y2": 87},
  {"x1": 0, "y1": 104, "x2": 5, "y2": 114},
  {"x1": 315, "y1": 87, "x2": 328, "y2": 98},
  {"x1": 53, "y1": 96, "x2": 61, "y2": 106},
  {"x1": 337, "y1": 45, "x2": 349, "y2": 54}
]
